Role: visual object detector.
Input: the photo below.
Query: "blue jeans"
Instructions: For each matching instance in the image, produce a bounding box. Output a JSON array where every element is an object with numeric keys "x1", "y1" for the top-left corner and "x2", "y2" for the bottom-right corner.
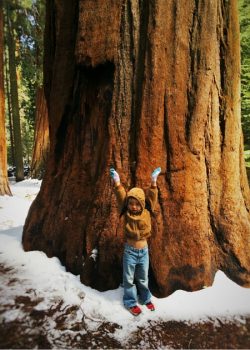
[{"x1": 123, "y1": 243, "x2": 152, "y2": 308}]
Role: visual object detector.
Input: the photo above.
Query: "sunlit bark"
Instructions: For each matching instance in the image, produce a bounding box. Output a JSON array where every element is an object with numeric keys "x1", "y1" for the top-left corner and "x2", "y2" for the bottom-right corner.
[{"x1": 30, "y1": 87, "x2": 49, "y2": 179}]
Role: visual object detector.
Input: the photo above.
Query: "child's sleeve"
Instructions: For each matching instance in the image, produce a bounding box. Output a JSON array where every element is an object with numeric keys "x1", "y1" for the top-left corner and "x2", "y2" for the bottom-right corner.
[
  {"x1": 146, "y1": 186, "x2": 158, "y2": 212},
  {"x1": 114, "y1": 185, "x2": 127, "y2": 213}
]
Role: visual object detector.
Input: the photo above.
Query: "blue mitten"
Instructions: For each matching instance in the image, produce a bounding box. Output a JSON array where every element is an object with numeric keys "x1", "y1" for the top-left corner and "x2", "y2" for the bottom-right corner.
[
  {"x1": 110, "y1": 168, "x2": 120, "y2": 183},
  {"x1": 151, "y1": 167, "x2": 161, "y2": 182}
]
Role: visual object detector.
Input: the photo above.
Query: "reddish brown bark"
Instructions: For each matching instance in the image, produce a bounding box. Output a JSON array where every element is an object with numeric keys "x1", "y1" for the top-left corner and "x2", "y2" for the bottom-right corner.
[
  {"x1": 0, "y1": 1, "x2": 11, "y2": 196},
  {"x1": 30, "y1": 87, "x2": 49, "y2": 179},
  {"x1": 23, "y1": 0, "x2": 250, "y2": 296}
]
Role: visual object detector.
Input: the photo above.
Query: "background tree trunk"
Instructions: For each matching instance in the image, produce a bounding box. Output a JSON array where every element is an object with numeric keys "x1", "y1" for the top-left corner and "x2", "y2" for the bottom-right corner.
[
  {"x1": 4, "y1": 56, "x2": 15, "y2": 167},
  {"x1": 6, "y1": 3, "x2": 23, "y2": 182},
  {"x1": 30, "y1": 86, "x2": 49, "y2": 179},
  {"x1": 0, "y1": 1, "x2": 11, "y2": 196},
  {"x1": 23, "y1": 0, "x2": 250, "y2": 296}
]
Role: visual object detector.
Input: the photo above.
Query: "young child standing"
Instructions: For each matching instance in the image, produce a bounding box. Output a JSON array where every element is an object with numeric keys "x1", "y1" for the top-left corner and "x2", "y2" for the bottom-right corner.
[{"x1": 110, "y1": 167, "x2": 161, "y2": 316}]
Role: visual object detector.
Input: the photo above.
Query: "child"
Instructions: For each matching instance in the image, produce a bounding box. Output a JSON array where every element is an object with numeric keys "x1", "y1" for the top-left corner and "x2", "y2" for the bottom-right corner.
[{"x1": 110, "y1": 167, "x2": 161, "y2": 316}]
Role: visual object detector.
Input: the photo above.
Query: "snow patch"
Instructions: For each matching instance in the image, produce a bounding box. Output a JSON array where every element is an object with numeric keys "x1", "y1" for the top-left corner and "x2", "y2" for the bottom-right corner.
[{"x1": 0, "y1": 179, "x2": 250, "y2": 343}]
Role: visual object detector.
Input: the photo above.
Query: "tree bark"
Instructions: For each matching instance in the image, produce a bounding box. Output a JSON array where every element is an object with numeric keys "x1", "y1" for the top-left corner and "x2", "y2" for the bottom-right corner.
[
  {"x1": 6, "y1": 3, "x2": 23, "y2": 182},
  {"x1": 4, "y1": 54, "x2": 15, "y2": 167},
  {"x1": 30, "y1": 86, "x2": 49, "y2": 179},
  {"x1": 0, "y1": 1, "x2": 11, "y2": 196},
  {"x1": 23, "y1": 0, "x2": 250, "y2": 296}
]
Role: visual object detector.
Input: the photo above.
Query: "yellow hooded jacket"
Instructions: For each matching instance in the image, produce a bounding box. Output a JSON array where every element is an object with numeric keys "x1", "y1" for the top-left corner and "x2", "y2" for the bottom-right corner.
[{"x1": 114, "y1": 185, "x2": 158, "y2": 241}]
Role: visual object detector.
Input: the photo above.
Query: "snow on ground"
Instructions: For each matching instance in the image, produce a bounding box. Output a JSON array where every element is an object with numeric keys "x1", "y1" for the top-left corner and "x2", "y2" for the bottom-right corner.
[{"x1": 0, "y1": 179, "x2": 250, "y2": 343}]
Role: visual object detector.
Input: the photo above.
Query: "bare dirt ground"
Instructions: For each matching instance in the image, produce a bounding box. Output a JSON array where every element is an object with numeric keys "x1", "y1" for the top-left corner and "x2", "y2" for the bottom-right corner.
[{"x1": 1, "y1": 263, "x2": 250, "y2": 349}]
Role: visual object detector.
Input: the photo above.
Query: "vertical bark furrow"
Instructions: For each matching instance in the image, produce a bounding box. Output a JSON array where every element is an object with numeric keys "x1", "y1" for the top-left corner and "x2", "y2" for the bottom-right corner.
[
  {"x1": 186, "y1": 0, "x2": 200, "y2": 144},
  {"x1": 130, "y1": 1, "x2": 150, "y2": 184},
  {"x1": 187, "y1": 0, "x2": 217, "y2": 156},
  {"x1": 163, "y1": 91, "x2": 173, "y2": 193},
  {"x1": 218, "y1": 1, "x2": 229, "y2": 151},
  {"x1": 110, "y1": 1, "x2": 134, "y2": 184}
]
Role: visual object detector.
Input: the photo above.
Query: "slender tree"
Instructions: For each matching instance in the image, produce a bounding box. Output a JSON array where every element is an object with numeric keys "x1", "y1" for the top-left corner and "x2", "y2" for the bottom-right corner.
[
  {"x1": 30, "y1": 86, "x2": 49, "y2": 179},
  {"x1": 13, "y1": 0, "x2": 46, "y2": 170},
  {"x1": 6, "y1": 2, "x2": 23, "y2": 181},
  {"x1": 29, "y1": 1, "x2": 48, "y2": 179},
  {"x1": 23, "y1": 0, "x2": 250, "y2": 296},
  {"x1": 4, "y1": 54, "x2": 15, "y2": 167},
  {"x1": 0, "y1": 0, "x2": 11, "y2": 195}
]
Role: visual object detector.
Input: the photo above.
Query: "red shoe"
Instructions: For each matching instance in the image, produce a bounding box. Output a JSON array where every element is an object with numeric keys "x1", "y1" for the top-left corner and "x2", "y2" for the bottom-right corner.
[
  {"x1": 146, "y1": 301, "x2": 155, "y2": 311},
  {"x1": 128, "y1": 305, "x2": 142, "y2": 316}
]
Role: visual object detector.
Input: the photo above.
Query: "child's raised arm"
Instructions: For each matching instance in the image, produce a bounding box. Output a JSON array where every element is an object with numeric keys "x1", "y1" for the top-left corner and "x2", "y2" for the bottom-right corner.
[
  {"x1": 110, "y1": 168, "x2": 126, "y2": 212},
  {"x1": 151, "y1": 167, "x2": 161, "y2": 187},
  {"x1": 147, "y1": 167, "x2": 161, "y2": 212},
  {"x1": 110, "y1": 168, "x2": 120, "y2": 186}
]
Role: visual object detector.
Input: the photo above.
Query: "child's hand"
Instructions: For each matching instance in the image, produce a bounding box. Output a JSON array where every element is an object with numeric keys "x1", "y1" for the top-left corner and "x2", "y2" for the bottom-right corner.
[
  {"x1": 110, "y1": 168, "x2": 120, "y2": 184},
  {"x1": 151, "y1": 167, "x2": 161, "y2": 183}
]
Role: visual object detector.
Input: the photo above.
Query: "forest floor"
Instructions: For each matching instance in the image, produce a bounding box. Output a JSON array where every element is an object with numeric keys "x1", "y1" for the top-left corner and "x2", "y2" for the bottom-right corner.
[
  {"x1": 1, "y1": 180, "x2": 250, "y2": 349},
  {"x1": 1, "y1": 262, "x2": 250, "y2": 349}
]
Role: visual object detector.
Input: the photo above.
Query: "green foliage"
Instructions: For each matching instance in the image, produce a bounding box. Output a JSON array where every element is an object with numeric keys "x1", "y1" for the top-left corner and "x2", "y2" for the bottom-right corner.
[
  {"x1": 4, "y1": 0, "x2": 45, "y2": 165},
  {"x1": 13, "y1": 0, "x2": 45, "y2": 126},
  {"x1": 239, "y1": 0, "x2": 250, "y2": 149},
  {"x1": 244, "y1": 149, "x2": 250, "y2": 167}
]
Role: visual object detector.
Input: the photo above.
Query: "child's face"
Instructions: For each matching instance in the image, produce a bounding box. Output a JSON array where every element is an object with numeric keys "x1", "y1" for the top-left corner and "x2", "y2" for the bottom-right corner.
[{"x1": 127, "y1": 197, "x2": 142, "y2": 214}]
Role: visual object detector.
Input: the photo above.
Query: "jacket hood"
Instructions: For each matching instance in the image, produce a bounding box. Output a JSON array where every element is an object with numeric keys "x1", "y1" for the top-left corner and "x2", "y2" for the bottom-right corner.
[{"x1": 127, "y1": 187, "x2": 145, "y2": 210}]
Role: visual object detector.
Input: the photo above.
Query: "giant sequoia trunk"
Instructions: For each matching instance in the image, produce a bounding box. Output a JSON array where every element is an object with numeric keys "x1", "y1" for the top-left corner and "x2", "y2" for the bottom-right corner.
[{"x1": 23, "y1": 0, "x2": 250, "y2": 296}]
